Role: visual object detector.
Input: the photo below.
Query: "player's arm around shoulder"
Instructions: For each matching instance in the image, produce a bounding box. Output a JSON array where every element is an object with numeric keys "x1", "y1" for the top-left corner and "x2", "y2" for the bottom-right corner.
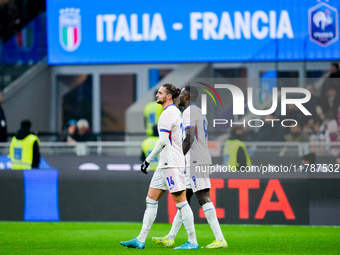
[{"x1": 183, "y1": 127, "x2": 195, "y2": 155}]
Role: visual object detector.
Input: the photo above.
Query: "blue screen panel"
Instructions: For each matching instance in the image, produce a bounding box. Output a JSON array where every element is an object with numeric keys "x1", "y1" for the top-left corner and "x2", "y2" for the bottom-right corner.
[
  {"x1": 23, "y1": 170, "x2": 60, "y2": 221},
  {"x1": 46, "y1": 0, "x2": 340, "y2": 64}
]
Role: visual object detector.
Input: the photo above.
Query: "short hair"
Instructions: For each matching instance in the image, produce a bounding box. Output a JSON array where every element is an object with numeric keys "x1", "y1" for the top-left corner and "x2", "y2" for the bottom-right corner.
[
  {"x1": 184, "y1": 85, "x2": 199, "y2": 102},
  {"x1": 162, "y1": 84, "x2": 180, "y2": 99},
  {"x1": 77, "y1": 119, "x2": 89, "y2": 128},
  {"x1": 21, "y1": 120, "x2": 31, "y2": 129}
]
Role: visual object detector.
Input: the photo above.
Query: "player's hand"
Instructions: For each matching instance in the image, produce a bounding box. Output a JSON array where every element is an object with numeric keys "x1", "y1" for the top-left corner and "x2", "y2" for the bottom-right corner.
[{"x1": 141, "y1": 160, "x2": 150, "y2": 174}]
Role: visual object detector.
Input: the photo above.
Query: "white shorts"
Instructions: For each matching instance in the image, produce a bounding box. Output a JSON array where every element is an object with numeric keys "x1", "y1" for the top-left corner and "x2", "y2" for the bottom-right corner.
[
  {"x1": 150, "y1": 167, "x2": 186, "y2": 193},
  {"x1": 185, "y1": 165, "x2": 211, "y2": 193}
]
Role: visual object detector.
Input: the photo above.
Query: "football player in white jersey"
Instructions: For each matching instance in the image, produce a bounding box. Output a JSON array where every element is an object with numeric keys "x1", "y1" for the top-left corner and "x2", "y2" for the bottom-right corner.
[
  {"x1": 121, "y1": 84, "x2": 199, "y2": 250},
  {"x1": 152, "y1": 85, "x2": 227, "y2": 249}
]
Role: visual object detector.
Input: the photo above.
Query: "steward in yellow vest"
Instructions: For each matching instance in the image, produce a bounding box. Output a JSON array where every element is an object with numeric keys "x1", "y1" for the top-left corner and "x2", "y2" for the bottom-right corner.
[
  {"x1": 141, "y1": 125, "x2": 159, "y2": 170},
  {"x1": 9, "y1": 120, "x2": 40, "y2": 170},
  {"x1": 144, "y1": 93, "x2": 163, "y2": 136},
  {"x1": 223, "y1": 126, "x2": 251, "y2": 170}
]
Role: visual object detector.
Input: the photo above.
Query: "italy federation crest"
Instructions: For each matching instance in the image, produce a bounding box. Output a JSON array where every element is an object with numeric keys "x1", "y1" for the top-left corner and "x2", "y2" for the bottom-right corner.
[
  {"x1": 308, "y1": 2, "x2": 338, "y2": 47},
  {"x1": 59, "y1": 8, "x2": 81, "y2": 52}
]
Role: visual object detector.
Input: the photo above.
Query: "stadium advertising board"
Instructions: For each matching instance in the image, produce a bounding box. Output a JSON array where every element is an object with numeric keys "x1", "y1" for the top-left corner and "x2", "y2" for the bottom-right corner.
[
  {"x1": 0, "y1": 170, "x2": 309, "y2": 224},
  {"x1": 46, "y1": 0, "x2": 340, "y2": 64},
  {"x1": 168, "y1": 178, "x2": 309, "y2": 225},
  {"x1": 1, "y1": 155, "x2": 339, "y2": 225}
]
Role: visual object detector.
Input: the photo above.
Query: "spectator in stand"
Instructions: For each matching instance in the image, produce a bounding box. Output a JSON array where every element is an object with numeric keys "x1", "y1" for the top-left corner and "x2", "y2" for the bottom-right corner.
[
  {"x1": 313, "y1": 118, "x2": 323, "y2": 141},
  {"x1": 303, "y1": 117, "x2": 315, "y2": 139},
  {"x1": 286, "y1": 103, "x2": 308, "y2": 128},
  {"x1": 319, "y1": 112, "x2": 340, "y2": 156},
  {"x1": 0, "y1": 92, "x2": 8, "y2": 142},
  {"x1": 321, "y1": 113, "x2": 339, "y2": 142},
  {"x1": 304, "y1": 117, "x2": 323, "y2": 141},
  {"x1": 316, "y1": 84, "x2": 340, "y2": 121},
  {"x1": 74, "y1": 119, "x2": 96, "y2": 141},
  {"x1": 316, "y1": 85, "x2": 340, "y2": 120},
  {"x1": 304, "y1": 84, "x2": 319, "y2": 117},
  {"x1": 61, "y1": 119, "x2": 78, "y2": 143},
  {"x1": 285, "y1": 124, "x2": 310, "y2": 142},
  {"x1": 280, "y1": 123, "x2": 309, "y2": 156},
  {"x1": 330, "y1": 63, "x2": 340, "y2": 76},
  {"x1": 256, "y1": 114, "x2": 285, "y2": 141},
  {"x1": 305, "y1": 117, "x2": 325, "y2": 155}
]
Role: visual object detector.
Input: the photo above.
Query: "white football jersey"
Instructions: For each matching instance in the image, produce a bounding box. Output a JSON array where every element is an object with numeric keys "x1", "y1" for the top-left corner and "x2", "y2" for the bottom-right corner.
[
  {"x1": 157, "y1": 104, "x2": 185, "y2": 168},
  {"x1": 183, "y1": 104, "x2": 212, "y2": 166}
]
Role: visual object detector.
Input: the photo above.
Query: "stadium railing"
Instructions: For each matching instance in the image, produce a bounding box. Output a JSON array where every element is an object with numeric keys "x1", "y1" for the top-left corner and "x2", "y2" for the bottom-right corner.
[{"x1": 0, "y1": 141, "x2": 339, "y2": 157}]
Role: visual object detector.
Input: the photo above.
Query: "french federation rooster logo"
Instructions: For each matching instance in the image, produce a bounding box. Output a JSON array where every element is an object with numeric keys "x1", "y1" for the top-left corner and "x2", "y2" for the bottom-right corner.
[
  {"x1": 313, "y1": 9, "x2": 333, "y2": 30},
  {"x1": 308, "y1": 2, "x2": 338, "y2": 47}
]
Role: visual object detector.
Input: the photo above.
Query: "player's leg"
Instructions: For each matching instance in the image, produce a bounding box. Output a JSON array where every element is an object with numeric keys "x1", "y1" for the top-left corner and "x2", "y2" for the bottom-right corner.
[
  {"x1": 164, "y1": 209, "x2": 181, "y2": 244},
  {"x1": 195, "y1": 189, "x2": 227, "y2": 248},
  {"x1": 190, "y1": 164, "x2": 227, "y2": 248},
  {"x1": 164, "y1": 168, "x2": 198, "y2": 249},
  {"x1": 164, "y1": 187, "x2": 193, "y2": 240},
  {"x1": 166, "y1": 188, "x2": 194, "y2": 241},
  {"x1": 120, "y1": 187, "x2": 165, "y2": 249},
  {"x1": 153, "y1": 187, "x2": 195, "y2": 247},
  {"x1": 152, "y1": 189, "x2": 185, "y2": 248},
  {"x1": 171, "y1": 190, "x2": 198, "y2": 249},
  {"x1": 137, "y1": 187, "x2": 165, "y2": 242},
  {"x1": 154, "y1": 167, "x2": 198, "y2": 249},
  {"x1": 121, "y1": 169, "x2": 166, "y2": 249}
]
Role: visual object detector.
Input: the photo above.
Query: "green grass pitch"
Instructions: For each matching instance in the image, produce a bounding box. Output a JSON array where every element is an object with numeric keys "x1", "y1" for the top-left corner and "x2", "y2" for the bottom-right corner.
[{"x1": 0, "y1": 222, "x2": 339, "y2": 254}]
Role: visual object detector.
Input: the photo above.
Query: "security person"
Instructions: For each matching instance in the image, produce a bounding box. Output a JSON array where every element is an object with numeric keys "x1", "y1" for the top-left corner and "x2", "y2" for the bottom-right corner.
[
  {"x1": 9, "y1": 120, "x2": 40, "y2": 170},
  {"x1": 223, "y1": 126, "x2": 251, "y2": 170},
  {"x1": 144, "y1": 90, "x2": 163, "y2": 136},
  {"x1": 141, "y1": 125, "x2": 159, "y2": 170}
]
